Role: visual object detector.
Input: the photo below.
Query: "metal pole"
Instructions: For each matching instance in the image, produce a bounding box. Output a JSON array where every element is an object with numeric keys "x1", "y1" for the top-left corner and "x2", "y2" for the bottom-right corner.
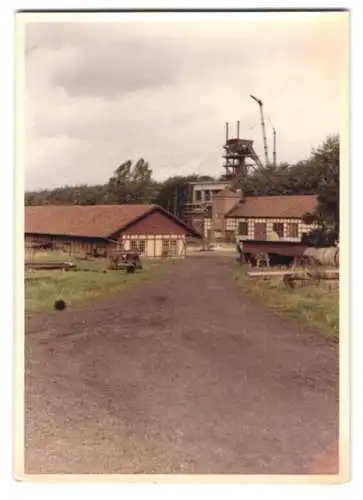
[
  {"x1": 173, "y1": 187, "x2": 178, "y2": 216},
  {"x1": 237, "y1": 120, "x2": 240, "y2": 138},
  {"x1": 260, "y1": 105, "x2": 269, "y2": 166},
  {"x1": 273, "y1": 127, "x2": 277, "y2": 167},
  {"x1": 225, "y1": 122, "x2": 229, "y2": 143}
]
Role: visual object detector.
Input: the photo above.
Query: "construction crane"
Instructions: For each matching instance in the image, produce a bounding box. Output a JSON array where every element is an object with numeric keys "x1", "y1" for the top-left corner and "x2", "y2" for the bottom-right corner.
[{"x1": 250, "y1": 94, "x2": 269, "y2": 167}]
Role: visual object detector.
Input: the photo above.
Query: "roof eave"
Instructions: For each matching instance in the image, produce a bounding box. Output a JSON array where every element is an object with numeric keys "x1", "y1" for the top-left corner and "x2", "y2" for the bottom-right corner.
[
  {"x1": 25, "y1": 231, "x2": 111, "y2": 242},
  {"x1": 225, "y1": 213, "x2": 313, "y2": 219}
]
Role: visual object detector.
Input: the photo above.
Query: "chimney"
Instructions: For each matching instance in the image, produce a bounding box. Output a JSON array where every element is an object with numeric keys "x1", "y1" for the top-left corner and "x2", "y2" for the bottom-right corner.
[{"x1": 235, "y1": 188, "x2": 244, "y2": 201}]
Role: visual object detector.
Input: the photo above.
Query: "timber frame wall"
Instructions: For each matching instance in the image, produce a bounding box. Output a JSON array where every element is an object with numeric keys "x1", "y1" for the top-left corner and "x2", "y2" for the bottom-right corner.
[
  {"x1": 118, "y1": 234, "x2": 186, "y2": 259},
  {"x1": 203, "y1": 217, "x2": 318, "y2": 242},
  {"x1": 25, "y1": 233, "x2": 187, "y2": 259}
]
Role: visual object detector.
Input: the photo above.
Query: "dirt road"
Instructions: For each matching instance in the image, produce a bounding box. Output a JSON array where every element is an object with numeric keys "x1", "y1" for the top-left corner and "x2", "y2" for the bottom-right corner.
[{"x1": 24, "y1": 256, "x2": 339, "y2": 474}]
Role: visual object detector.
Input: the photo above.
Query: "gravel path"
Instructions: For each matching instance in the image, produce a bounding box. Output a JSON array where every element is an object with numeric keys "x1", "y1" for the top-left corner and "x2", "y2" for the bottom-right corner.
[{"x1": 25, "y1": 256, "x2": 339, "y2": 474}]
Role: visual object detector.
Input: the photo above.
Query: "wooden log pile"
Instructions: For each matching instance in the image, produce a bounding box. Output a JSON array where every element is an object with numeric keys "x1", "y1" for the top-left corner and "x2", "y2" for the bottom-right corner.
[{"x1": 25, "y1": 261, "x2": 77, "y2": 270}]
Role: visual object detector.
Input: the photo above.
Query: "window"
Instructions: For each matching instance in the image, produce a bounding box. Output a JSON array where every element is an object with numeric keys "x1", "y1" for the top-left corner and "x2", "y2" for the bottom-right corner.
[
  {"x1": 130, "y1": 239, "x2": 146, "y2": 254},
  {"x1": 162, "y1": 239, "x2": 177, "y2": 257},
  {"x1": 238, "y1": 221, "x2": 248, "y2": 236},
  {"x1": 195, "y1": 190, "x2": 201, "y2": 201},
  {"x1": 205, "y1": 190, "x2": 211, "y2": 201},
  {"x1": 138, "y1": 240, "x2": 146, "y2": 254},
  {"x1": 272, "y1": 222, "x2": 284, "y2": 238},
  {"x1": 287, "y1": 223, "x2": 299, "y2": 238}
]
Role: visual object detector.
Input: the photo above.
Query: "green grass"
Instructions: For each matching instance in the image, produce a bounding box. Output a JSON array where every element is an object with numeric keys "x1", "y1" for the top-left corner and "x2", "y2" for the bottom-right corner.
[
  {"x1": 233, "y1": 267, "x2": 339, "y2": 342},
  {"x1": 25, "y1": 250, "x2": 74, "y2": 262},
  {"x1": 25, "y1": 251, "x2": 164, "y2": 313}
]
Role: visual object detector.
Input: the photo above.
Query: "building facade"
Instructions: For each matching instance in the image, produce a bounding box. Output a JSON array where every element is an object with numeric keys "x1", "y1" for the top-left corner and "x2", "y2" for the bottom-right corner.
[
  {"x1": 184, "y1": 180, "x2": 233, "y2": 235},
  {"x1": 188, "y1": 180, "x2": 233, "y2": 205},
  {"x1": 25, "y1": 204, "x2": 200, "y2": 259},
  {"x1": 112, "y1": 209, "x2": 189, "y2": 258},
  {"x1": 202, "y1": 192, "x2": 319, "y2": 243}
]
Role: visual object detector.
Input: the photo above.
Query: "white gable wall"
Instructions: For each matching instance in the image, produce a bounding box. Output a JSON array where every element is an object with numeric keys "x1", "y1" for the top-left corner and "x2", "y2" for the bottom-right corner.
[{"x1": 120, "y1": 234, "x2": 186, "y2": 258}]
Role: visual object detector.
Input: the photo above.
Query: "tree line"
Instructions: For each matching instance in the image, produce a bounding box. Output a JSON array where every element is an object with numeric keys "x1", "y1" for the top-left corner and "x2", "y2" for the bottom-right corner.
[{"x1": 25, "y1": 135, "x2": 339, "y2": 240}]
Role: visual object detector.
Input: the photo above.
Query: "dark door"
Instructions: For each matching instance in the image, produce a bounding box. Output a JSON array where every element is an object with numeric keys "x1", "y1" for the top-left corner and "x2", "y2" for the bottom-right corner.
[{"x1": 254, "y1": 222, "x2": 267, "y2": 240}]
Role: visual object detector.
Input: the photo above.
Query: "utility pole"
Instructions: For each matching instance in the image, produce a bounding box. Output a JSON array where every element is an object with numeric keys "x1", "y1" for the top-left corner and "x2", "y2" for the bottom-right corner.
[
  {"x1": 272, "y1": 127, "x2": 277, "y2": 167},
  {"x1": 250, "y1": 94, "x2": 269, "y2": 166}
]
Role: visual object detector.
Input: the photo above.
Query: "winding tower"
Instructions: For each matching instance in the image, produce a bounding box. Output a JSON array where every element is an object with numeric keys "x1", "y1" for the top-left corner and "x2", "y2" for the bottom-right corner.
[{"x1": 223, "y1": 121, "x2": 263, "y2": 180}]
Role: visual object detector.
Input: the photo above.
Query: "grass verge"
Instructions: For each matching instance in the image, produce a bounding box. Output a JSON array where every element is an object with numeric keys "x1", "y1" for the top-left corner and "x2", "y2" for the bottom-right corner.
[
  {"x1": 233, "y1": 267, "x2": 339, "y2": 343},
  {"x1": 25, "y1": 251, "x2": 165, "y2": 313}
]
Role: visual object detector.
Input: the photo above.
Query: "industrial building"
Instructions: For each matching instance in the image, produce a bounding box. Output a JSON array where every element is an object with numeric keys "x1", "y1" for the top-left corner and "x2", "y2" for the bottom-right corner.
[{"x1": 184, "y1": 106, "x2": 318, "y2": 244}]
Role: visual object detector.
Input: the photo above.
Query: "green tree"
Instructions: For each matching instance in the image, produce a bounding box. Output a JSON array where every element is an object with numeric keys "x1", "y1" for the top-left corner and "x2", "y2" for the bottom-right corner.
[
  {"x1": 302, "y1": 134, "x2": 339, "y2": 237},
  {"x1": 107, "y1": 159, "x2": 158, "y2": 204}
]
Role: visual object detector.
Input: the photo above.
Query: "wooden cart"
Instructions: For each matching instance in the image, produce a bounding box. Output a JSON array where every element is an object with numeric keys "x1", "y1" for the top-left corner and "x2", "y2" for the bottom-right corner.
[
  {"x1": 238, "y1": 240, "x2": 335, "y2": 268},
  {"x1": 108, "y1": 251, "x2": 143, "y2": 273}
]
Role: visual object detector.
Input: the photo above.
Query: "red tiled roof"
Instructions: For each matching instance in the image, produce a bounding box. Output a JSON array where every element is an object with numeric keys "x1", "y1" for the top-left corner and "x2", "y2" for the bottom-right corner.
[
  {"x1": 226, "y1": 195, "x2": 318, "y2": 218},
  {"x1": 25, "y1": 204, "x2": 201, "y2": 238}
]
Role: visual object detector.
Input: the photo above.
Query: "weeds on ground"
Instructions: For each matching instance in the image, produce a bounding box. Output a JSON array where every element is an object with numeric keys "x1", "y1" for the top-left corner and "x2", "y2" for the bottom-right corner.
[{"x1": 233, "y1": 267, "x2": 339, "y2": 343}]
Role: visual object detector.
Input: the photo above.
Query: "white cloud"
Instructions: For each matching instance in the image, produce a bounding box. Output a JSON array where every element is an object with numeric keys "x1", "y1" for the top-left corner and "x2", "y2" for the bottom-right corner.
[{"x1": 22, "y1": 12, "x2": 348, "y2": 190}]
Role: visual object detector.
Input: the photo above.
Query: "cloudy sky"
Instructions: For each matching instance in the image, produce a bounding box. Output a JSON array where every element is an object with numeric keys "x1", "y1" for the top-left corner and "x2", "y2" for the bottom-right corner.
[{"x1": 22, "y1": 11, "x2": 348, "y2": 191}]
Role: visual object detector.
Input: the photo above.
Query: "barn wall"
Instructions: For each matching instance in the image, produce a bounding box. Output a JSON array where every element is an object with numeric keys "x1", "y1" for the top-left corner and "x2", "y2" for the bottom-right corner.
[{"x1": 25, "y1": 233, "x2": 111, "y2": 256}]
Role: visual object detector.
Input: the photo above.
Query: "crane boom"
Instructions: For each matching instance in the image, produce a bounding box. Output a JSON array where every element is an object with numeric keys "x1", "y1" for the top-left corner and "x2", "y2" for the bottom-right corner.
[{"x1": 250, "y1": 94, "x2": 269, "y2": 166}]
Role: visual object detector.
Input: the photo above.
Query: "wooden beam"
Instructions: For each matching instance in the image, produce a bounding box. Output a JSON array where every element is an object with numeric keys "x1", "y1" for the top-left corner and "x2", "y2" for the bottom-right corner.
[{"x1": 247, "y1": 270, "x2": 293, "y2": 277}]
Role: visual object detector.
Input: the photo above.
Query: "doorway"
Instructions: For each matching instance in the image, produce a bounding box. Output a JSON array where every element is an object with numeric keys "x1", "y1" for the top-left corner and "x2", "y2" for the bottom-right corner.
[{"x1": 254, "y1": 222, "x2": 267, "y2": 240}]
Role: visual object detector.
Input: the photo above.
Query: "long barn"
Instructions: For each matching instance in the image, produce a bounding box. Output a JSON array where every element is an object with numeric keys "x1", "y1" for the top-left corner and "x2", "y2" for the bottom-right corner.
[{"x1": 25, "y1": 204, "x2": 201, "y2": 259}]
